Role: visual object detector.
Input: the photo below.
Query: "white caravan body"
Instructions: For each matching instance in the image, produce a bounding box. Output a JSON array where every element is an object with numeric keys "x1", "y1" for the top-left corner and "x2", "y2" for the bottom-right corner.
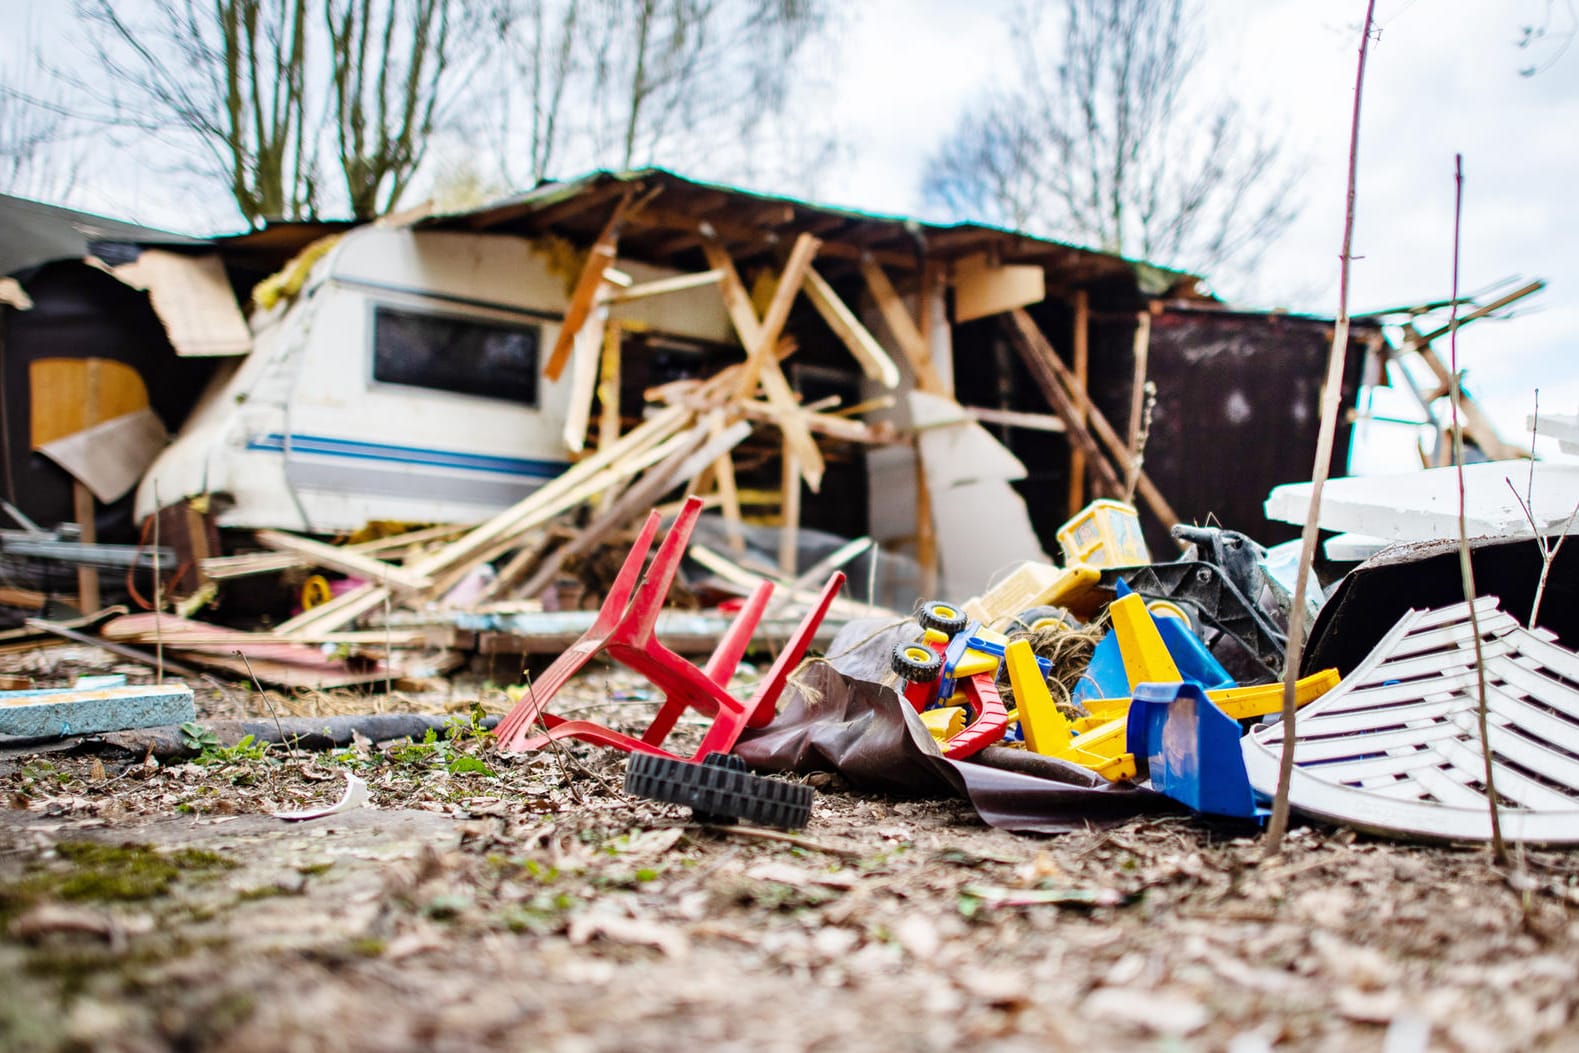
[{"x1": 136, "y1": 228, "x2": 731, "y2": 532}]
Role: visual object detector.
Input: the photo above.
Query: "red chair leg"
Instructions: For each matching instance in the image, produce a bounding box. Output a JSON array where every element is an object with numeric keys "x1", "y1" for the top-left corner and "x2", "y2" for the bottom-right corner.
[
  {"x1": 704, "y1": 579, "x2": 774, "y2": 686},
  {"x1": 741, "y1": 571, "x2": 845, "y2": 729},
  {"x1": 621, "y1": 496, "x2": 704, "y2": 642}
]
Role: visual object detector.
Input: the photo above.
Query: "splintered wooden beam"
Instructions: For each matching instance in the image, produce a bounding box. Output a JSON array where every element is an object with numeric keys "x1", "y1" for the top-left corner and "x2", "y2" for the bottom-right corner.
[
  {"x1": 1006, "y1": 308, "x2": 1181, "y2": 530},
  {"x1": 1002, "y1": 310, "x2": 1125, "y2": 499},
  {"x1": 254, "y1": 530, "x2": 433, "y2": 593},
  {"x1": 609, "y1": 269, "x2": 723, "y2": 304},
  {"x1": 734, "y1": 232, "x2": 821, "y2": 400},
  {"x1": 699, "y1": 235, "x2": 825, "y2": 489},
  {"x1": 802, "y1": 266, "x2": 900, "y2": 388},
  {"x1": 859, "y1": 256, "x2": 946, "y2": 394},
  {"x1": 543, "y1": 193, "x2": 632, "y2": 380}
]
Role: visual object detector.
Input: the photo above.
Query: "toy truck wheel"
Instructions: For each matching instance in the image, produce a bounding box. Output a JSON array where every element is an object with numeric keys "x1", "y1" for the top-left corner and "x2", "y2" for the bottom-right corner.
[
  {"x1": 917, "y1": 601, "x2": 968, "y2": 637},
  {"x1": 1009, "y1": 605, "x2": 1075, "y2": 634},
  {"x1": 892, "y1": 642, "x2": 944, "y2": 682},
  {"x1": 624, "y1": 752, "x2": 814, "y2": 830}
]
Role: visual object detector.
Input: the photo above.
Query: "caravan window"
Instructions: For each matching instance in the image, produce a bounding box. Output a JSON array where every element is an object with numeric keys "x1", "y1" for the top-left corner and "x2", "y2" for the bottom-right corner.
[{"x1": 371, "y1": 306, "x2": 539, "y2": 404}]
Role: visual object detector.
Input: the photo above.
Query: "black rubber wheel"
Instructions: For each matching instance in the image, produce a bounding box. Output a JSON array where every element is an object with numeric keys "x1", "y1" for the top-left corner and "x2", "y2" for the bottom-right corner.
[
  {"x1": 625, "y1": 752, "x2": 814, "y2": 830},
  {"x1": 891, "y1": 641, "x2": 943, "y2": 682},
  {"x1": 917, "y1": 601, "x2": 969, "y2": 637}
]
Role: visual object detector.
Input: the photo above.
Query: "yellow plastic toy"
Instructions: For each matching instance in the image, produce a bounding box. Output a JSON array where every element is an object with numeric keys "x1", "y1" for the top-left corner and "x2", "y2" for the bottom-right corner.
[
  {"x1": 1056, "y1": 499, "x2": 1151, "y2": 569},
  {"x1": 1009, "y1": 593, "x2": 1340, "y2": 782}
]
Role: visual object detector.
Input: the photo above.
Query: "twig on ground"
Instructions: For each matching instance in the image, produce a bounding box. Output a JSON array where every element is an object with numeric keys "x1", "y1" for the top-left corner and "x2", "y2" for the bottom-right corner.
[
  {"x1": 693, "y1": 822, "x2": 864, "y2": 858},
  {"x1": 1266, "y1": 0, "x2": 1379, "y2": 852},
  {"x1": 1446, "y1": 155, "x2": 1508, "y2": 866},
  {"x1": 235, "y1": 650, "x2": 290, "y2": 752}
]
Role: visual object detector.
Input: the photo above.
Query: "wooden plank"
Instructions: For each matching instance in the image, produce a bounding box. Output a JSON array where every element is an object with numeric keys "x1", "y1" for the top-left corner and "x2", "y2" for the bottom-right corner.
[
  {"x1": 608, "y1": 269, "x2": 723, "y2": 303},
  {"x1": 561, "y1": 303, "x2": 607, "y2": 454},
  {"x1": 962, "y1": 405, "x2": 1067, "y2": 433},
  {"x1": 953, "y1": 254, "x2": 1046, "y2": 323},
  {"x1": 542, "y1": 194, "x2": 630, "y2": 381},
  {"x1": 779, "y1": 439, "x2": 801, "y2": 577},
  {"x1": 707, "y1": 411, "x2": 746, "y2": 555},
  {"x1": 1068, "y1": 290, "x2": 1090, "y2": 513},
  {"x1": 733, "y1": 233, "x2": 821, "y2": 400},
  {"x1": 1007, "y1": 309, "x2": 1182, "y2": 530},
  {"x1": 515, "y1": 420, "x2": 746, "y2": 600},
  {"x1": 859, "y1": 256, "x2": 946, "y2": 394},
  {"x1": 1001, "y1": 311, "x2": 1125, "y2": 498},
  {"x1": 410, "y1": 403, "x2": 691, "y2": 581},
  {"x1": 698, "y1": 235, "x2": 824, "y2": 488},
  {"x1": 29, "y1": 358, "x2": 148, "y2": 448},
  {"x1": 802, "y1": 266, "x2": 900, "y2": 388},
  {"x1": 255, "y1": 530, "x2": 433, "y2": 593},
  {"x1": 271, "y1": 582, "x2": 388, "y2": 636},
  {"x1": 24, "y1": 617, "x2": 201, "y2": 678}
]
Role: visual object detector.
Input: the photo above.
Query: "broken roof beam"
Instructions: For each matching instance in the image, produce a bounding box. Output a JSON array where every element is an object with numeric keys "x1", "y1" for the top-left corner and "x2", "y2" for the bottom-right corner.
[
  {"x1": 802, "y1": 267, "x2": 900, "y2": 388},
  {"x1": 1005, "y1": 308, "x2": 1182, "y2": 531},
  {"x1": 543, "y1": 192, "x2": 633, "y2": 381},
  {"x1": 859, "y1": 256, "x2": 947, "y2": 395},
  {"x1": 254, "y1": 530, "x2": 434, "y2": 593}
]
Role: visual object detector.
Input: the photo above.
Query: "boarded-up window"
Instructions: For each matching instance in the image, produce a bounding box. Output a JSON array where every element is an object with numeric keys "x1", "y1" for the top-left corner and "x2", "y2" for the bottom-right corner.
[{"x1": 372, "y1": 305, "x2": 539, "y2": 404}]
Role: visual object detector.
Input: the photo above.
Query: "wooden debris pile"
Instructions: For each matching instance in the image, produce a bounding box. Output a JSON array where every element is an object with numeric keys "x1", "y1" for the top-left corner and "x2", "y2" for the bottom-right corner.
[{"x1": 84, "y1": 217, "x2": 932, "y2": 688}]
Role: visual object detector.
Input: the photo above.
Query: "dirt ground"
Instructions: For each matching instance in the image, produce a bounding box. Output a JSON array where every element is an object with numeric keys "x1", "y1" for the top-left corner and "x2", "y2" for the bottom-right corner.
[{"x1": 2, "y1": 644, "x2": 1578, "y2": 1052}]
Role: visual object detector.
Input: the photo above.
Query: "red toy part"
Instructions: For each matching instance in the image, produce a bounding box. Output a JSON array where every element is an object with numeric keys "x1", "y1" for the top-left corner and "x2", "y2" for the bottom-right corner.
[
  {"x1": 492, "y1": 495, "x2": 844, "y2": 761},
  {"x1": 940, "y1": 671, "x2": 1008, "y2": 760}
]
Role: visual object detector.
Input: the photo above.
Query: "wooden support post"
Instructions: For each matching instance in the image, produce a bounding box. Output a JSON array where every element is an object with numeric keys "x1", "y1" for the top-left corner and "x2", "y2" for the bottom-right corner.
[
  {"x1": 1127, "y1": 312, "x2": 1152, "y2": 456},
  {"x1": 700, "y1": 235, "x2": 825, "y2": 489},
  {"x1": 919, "y1": 261, "x2": 954, "y2": 397},
  {"x1": 562, "y1": 303, "x2": 607, "y2": 453},
  {"x1": 915, "y1": 450, "x2": 938, "y2": 598},
  {"x1": 596, "y1": 322, "x2": 623, "y2": 452},
  {"x1": 779, "y1": 439, "x2": 801, "y2": 577},
  {"x1": 708, "y1": 411, "x2": 746, "y2": 554},
  {"x1": 73, "y1": 482, "x2": 99, "y2": 614},
  {"x1": 1068, "y1": 290, "x2": 1090, "y2": 513}
]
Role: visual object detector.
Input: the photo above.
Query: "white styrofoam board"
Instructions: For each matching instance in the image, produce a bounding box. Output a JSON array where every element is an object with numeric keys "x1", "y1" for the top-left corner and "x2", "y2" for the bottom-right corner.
[{"x1": 1265, "y1": 460, "x2": 1579, "y2": 543}]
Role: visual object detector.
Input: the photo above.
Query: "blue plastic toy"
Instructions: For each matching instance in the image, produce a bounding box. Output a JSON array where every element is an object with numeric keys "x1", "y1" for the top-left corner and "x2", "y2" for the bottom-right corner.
[
  {"x1": 1124, "y1": 681, "x2": 1263, "y2": 820},
  {"x1": 1071, "y1": 580, "x2": 1235, "y2": 705}
]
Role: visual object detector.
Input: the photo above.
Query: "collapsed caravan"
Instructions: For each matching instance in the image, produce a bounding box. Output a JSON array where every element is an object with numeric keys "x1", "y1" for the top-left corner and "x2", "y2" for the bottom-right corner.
[{"x1": 138, "y1": 223, "x2": 734, "y2": 532}]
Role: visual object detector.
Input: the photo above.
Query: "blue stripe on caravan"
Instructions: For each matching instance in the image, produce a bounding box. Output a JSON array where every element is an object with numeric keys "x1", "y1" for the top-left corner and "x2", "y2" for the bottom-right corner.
[{"x1": 246, "y1": 434, "x2": 568, "y2": 478}]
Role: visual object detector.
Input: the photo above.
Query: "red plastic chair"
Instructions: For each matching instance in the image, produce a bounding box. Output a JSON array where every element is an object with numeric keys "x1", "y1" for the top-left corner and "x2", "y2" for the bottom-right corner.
[{"x1": 494, "y1": 496, "x2": 845, "y2": 760}]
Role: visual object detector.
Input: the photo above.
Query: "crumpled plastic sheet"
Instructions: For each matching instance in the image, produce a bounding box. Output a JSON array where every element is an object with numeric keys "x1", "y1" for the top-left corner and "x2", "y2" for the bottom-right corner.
[{"x1": 735, "y1": 619, "x2": 1179, "y2": 834}]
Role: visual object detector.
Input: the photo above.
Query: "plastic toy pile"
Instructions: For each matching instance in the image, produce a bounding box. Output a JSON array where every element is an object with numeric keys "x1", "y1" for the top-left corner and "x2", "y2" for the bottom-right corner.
[{"x1": 495, "y1": 495, "x2": 1579, "y2": 844}]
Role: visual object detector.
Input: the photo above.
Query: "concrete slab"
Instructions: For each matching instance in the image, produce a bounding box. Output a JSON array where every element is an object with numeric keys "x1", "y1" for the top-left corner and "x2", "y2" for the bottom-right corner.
[{"x1": 0, "y1": 682, "x2": 196, "y2": 738}]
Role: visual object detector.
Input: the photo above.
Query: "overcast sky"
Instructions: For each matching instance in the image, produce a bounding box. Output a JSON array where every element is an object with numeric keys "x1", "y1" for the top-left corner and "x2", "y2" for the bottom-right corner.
[{"x1": 14, "y1": 0, "x2": 1579, "y2": 470}]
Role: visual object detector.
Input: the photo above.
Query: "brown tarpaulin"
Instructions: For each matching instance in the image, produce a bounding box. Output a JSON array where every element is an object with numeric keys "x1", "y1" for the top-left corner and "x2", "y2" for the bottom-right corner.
[{"x1": 735, "y1": 620, "x2": 1180, "y2": 834}]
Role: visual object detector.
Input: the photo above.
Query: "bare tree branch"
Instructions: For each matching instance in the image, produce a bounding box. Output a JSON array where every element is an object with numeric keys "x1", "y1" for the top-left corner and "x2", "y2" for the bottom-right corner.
[{"x1": 924, "y1": 0, "x2": 1301, "y2": 282}]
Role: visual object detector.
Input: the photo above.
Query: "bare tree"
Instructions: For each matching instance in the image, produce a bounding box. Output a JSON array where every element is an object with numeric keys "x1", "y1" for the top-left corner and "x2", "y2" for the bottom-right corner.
[
  {"x1": 484, "y1": 0, "x2": 833, "y2": 188},
  {"x1": 0, "y1": 74, "x2": 79, "y2": 201},
  {"x1": 75, "y1": 0, "x2": 481, "y2": 226},
  {"x1": 924, "y1": 0, "x2": 1299, "y2": 281}
]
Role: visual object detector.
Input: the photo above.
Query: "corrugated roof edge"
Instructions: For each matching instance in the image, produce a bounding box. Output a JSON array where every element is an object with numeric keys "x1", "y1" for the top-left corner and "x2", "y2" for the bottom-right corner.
[{"x1": 420, "y1": 167, "x2": 1208, "y2": 294}]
